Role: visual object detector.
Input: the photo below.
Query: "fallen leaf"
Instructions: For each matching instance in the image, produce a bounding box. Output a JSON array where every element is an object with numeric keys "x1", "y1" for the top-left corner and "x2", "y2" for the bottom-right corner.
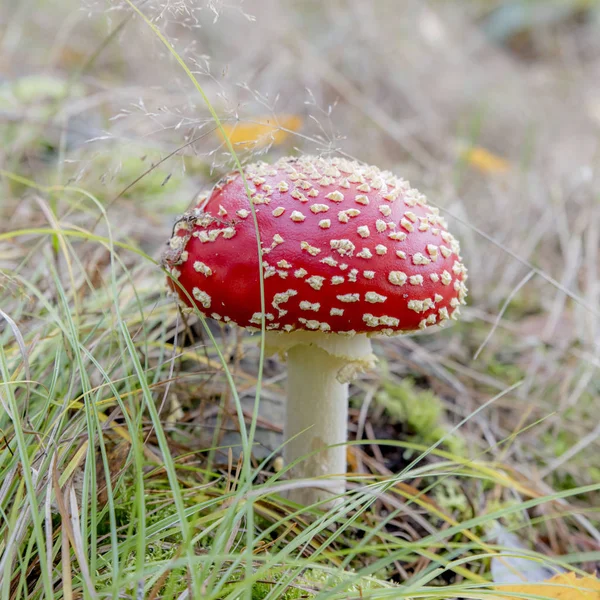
[
  {"x1": 462, "y1": 146, "x2": 510, "y2": 174},
  {"x1": 491, "y1": 523, "x2": 599, "y2": 599},
  {"x1": 217, "y1": 114, "x2": 302, "y2": 148},
  {"x1": 497, "y1": 572, "x2": 600, "y2": 599}
]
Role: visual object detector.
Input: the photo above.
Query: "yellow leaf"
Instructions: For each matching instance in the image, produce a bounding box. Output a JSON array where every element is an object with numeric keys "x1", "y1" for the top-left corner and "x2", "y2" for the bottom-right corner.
[
  {"x1": 217, "y1": 114, "x2": 302, "y2": 148},
  {"x1": 497, "y1": 572, "x2": 600, "y2": 599},
  {"x1": 462, "y1": 145, "x2": 510, "y2": 174}
]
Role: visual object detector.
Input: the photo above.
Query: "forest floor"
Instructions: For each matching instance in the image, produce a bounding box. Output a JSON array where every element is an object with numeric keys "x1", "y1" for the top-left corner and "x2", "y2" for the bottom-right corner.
[{"x1": 0, "y1": 1, "x2": 599, "y2": 598}]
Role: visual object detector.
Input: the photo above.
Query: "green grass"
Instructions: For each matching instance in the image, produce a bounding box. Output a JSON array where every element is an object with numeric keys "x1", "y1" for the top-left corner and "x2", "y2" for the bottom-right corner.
[
  {"x1": 1, "y1": 0, "x2": 600, "y2": 598},
  {"x1": 1, "y1": 161, "x2": 598, "y2": 599}
]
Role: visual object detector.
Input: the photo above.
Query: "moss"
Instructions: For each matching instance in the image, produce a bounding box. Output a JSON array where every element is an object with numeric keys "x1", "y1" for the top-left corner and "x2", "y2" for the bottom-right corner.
[
  {"x1": 246, "y1": 568, "x2": 391, "y2": 599},
  {"x1": 433, "y1": 479, "x2": 470, "y2": 517},
  {"x1": 486, "y1": 359, "x2": 526, "y2": 386},
  {"x1": 304, "y1": 568, "x2": 390, "y2": 592},
  {"x1": 498, "y1": 286, "x2": 542, "y2": 320},
  {"x1": 71, "y1": 146, "x2": 184, "y2": 202},
  {"x1": 550, "y1": 471, "x2": 580, "y2": 494},
  {"x1": 484, "y1": 500, "x2": 529, "y2": 534},
  {"x1": 588, "y1": 467, "x2": 600, "y2": 483},
  {"x1": 182, "y1": 154, "x2": 222, "y2": 178},
  {"x1": 0, "y1": 74, "x2": 86, "y2": 157},
  {"x1": 541, "y1": 430, "x2": 571, "y2": 458},
  {"x1": 0, "y1": 74, "x2": 84, "y2": 106},
  {"x1": 375, "y1": 379, "x2": 466, "y2": 457},
  {"x1": 98, "y1": 544, "x2": 188, "y2": 598},
  {"x1": 250, "y1": 579, "x2": 306, "y2": 600}
]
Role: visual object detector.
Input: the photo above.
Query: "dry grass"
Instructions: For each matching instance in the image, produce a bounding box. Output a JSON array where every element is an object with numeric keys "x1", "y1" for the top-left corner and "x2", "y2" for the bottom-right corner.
[{"x1": 0, "y1": 0, "x2": 599, "y2": 597}]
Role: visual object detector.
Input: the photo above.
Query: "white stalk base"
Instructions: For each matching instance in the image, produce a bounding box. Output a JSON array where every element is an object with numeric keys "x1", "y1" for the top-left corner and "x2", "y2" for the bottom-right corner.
[
  {"x1": 283, "y1": 344, "x2": 349, "y2": 506},
  {"x1": 265, "y1": 331, "x2": 375, "y2": 507}
]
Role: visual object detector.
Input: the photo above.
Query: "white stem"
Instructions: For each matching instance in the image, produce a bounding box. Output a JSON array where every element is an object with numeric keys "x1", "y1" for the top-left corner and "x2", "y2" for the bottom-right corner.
[{"x1": 284, "y1": 344, "x2": 349, "y2": 505}]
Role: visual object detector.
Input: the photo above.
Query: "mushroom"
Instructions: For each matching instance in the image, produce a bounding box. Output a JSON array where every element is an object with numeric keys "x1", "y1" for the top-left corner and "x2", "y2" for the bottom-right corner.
[{"x1": 163, "y1": 156, "x2": 468, "y2": 506}]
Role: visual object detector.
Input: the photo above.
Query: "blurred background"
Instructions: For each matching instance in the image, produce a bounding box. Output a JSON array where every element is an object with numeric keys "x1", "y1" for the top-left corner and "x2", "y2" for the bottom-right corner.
[{"x1": 1, "y1": 0, "x2": 599, "y2": 594}]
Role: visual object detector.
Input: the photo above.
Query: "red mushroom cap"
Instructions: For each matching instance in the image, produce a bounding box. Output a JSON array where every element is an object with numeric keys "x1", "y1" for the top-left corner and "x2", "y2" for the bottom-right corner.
[{"x1": 163, "y1": 156, "x2": 468, "y2": 335}]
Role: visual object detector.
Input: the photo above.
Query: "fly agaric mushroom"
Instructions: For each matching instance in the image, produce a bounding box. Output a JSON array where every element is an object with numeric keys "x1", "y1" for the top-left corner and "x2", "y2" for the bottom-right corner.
[{"x1": 163, "y1": 156, "x2": 468, "y2": 505}]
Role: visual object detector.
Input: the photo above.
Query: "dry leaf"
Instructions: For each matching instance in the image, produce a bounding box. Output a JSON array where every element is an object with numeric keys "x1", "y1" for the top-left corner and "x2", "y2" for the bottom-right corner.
[
  {"x1": 217, "y1": 114, "x2": 302, "y2": 148},
  {"x1": 463, "y1": 146, "x2": 510, "y2": 174},
  {"x1": 498, "y1": 572, "x2": 600, "y2": 599}
]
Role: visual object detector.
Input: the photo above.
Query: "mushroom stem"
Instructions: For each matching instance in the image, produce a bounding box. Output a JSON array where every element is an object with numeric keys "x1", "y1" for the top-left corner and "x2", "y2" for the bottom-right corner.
[
  {"x1": 266, "y1": 331, "x2": 375, "y2": 506},
  {"x1": 284, "y1": 343, "x2": 349, "y2": 505}
]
